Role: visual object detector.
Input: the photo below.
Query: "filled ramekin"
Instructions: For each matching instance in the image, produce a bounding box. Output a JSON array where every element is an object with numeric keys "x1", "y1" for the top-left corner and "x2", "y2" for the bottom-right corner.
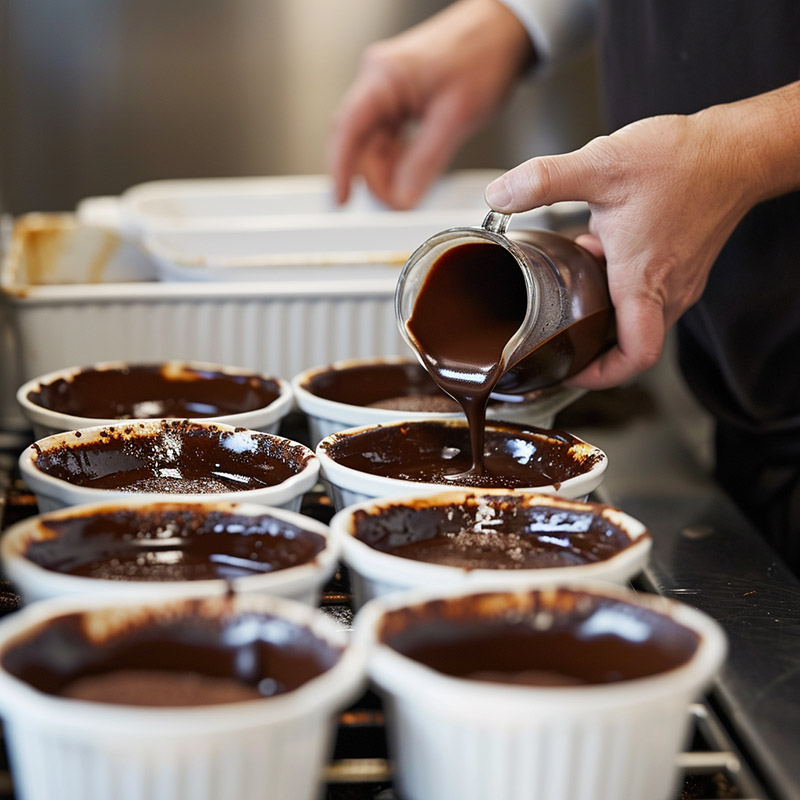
[
  {"x1": 317, "y1": 418, "x2": 607, "y2": 510},
  {"x1": 1, "y1": 499, "x2": 339, "y2": 606},
  {"x1": 17, "y1": 360, "x2": 294, "y2": 439},
  {"x1": 19, "y1": 419, "x2": 319, "y2": 513},
  {"x1": 354, "y1": 582, "x2": 727, "y2": 800},
  {"x1": 330, "y1": 490, "x2": 651, "y2": 607},
  {"x1": 292, "y1": 355, "x2": 584, "y2": 445},
  {"x1": 0, "y1": 593, "x2": 365, "y2": 800}
]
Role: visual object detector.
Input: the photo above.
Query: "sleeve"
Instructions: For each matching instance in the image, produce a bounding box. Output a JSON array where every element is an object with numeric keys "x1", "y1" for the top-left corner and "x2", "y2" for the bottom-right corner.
[{"x1": 496, "y1": 0, "x2": 597, "y2": 69}]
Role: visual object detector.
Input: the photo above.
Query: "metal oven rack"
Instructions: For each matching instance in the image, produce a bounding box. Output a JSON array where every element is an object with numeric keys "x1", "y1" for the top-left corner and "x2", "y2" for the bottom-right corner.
[{"x1": 0, "y1": 448, "x2": 774, "y2": 800}]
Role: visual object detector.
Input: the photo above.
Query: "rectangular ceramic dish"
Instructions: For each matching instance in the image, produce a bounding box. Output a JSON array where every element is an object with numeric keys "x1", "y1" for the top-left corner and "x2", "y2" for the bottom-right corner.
[{"x1": 1, "y1": 173, "x2": 586, "y2": 432}]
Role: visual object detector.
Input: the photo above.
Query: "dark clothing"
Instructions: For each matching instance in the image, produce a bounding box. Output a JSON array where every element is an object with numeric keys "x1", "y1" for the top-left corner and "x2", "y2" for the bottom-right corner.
[{"x1": 597, "y1": 0, "x2": 800, "y2": 573}]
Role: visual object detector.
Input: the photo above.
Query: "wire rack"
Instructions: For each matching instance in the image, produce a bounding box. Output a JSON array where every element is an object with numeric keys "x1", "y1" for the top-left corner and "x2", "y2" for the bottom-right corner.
[{"x1": 0, "y1": 449, "x2": 773, "y2": 800}]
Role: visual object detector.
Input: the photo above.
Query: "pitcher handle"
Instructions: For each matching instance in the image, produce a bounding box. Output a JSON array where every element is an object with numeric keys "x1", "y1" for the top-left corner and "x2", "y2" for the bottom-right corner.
[{"x1": 482, "y1": 211, "x2": 511, "y2": 235}]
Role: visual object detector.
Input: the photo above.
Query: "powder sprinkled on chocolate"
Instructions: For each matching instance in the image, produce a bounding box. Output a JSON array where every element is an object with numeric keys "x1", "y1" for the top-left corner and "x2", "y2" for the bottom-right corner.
[
  {"x1": 366, "y1": 394, "x2": 461, "y2": 413},
  {"x1": 327, "y1": 420, "x2": 599, "y2": 490},
  {"x1": 352, "y1": 494, "x2": 634, "y2": 569},
  {"x1": 32, "y1": 420, "x2": 310, "y2": 494},
  {"x1": 26, "y1": 505, "x2": 326, "y2": 582},
  {"x1": 60, "y1": 669, "x2": 266, "y2": 706}
]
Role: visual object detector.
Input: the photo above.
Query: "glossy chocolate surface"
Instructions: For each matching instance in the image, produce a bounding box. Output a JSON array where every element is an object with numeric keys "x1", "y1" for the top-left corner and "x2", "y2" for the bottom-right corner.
[
  {"x1": 25, "y1": 505, "x2": 325, "y2": 581},
  {"x1": 352, "y1": 495, "x2": 634, "y2": 569},
  {"x1": 379, "y1": 589, "x2": 699, "y2": 686},
  {"x1": 2, "y1": 601, "x2": 341, "y2": 706},
  {"x1": 27, "y1": 364, "x2": 281, "y2": 419},
  {"x1": 326, "y1": 421, "x2": 598, "y2": 489},
  {"x1": 32, "y1": 420, "x2": 307, "y2": 493}
]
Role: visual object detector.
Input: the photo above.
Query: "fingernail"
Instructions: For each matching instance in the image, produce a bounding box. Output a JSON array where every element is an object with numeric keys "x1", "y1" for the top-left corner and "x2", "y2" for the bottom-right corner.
[{"x1": 485, "y1": 177, "x2": 512, "y2": 209}]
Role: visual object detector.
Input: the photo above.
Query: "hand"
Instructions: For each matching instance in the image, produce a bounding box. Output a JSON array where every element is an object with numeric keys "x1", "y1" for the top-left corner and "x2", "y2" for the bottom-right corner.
[
  {"x1": 328, "y1": 0, "x2": 534, "y2": 209},
  {"x1": 486, "y1": 84, "x2": 800, "y2": 389}
]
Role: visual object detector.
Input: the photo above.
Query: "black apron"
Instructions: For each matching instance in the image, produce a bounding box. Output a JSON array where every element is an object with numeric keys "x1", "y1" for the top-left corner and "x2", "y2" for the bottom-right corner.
[{"x1": 597, "y1": 0, "x2": 800, "y2": 572}]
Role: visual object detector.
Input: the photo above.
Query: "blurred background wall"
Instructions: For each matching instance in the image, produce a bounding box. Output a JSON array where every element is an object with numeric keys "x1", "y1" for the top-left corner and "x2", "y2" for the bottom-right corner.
[{"x1": 0, "y1": 0, "x2": 603, "y2": 214}]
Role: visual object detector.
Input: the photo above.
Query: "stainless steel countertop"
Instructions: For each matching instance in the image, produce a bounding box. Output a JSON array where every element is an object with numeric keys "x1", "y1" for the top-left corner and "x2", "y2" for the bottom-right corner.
[
  {"x1": 573, "y1": 392, "x2": 800, "y2": 800},
  {"x1": 1, "y1": 376, "x2": 798, "y2": 800}
]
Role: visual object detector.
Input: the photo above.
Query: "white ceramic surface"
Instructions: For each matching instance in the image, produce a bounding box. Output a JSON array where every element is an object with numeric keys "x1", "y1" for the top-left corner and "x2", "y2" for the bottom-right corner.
[
  {"x1": 19, "y1": 420, "x2": 319, "y2": 513},
  {"x1": 0, "y1": 593, "x2": 365, "y2": 800},
  {"x1": 1, "y1": 499, "x2": 339, "y2": 606},
  {"x1": 143, "y1": 212, "x2": 477, "y2": 282},
  {"x1": 330, "y1": 490, "x2": 651, "y2": 608},
  {"x1": 110, "y1": 171, "x2": 510, "y2": 232},
  {"x1": 16, "y1": 360, "x2": 294, "y2": 439},
  {"x1": 354, "y1": 582, "x2": 727, "y2": 800}
]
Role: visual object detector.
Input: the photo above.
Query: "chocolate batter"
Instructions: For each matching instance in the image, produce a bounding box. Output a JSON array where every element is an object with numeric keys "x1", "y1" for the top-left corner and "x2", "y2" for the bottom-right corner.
[
  {"x1": 24, "y1": 505, "x2": 325, "y2": 581},
  {"x1": 31, "y1": 420, "x2": 308, "y2": 493},
  {"x1": 406, "y1": 241, "x2": 522, "y2": 474},
  {"x1": 379, "y1": 589, "x2": 699, "y2": 686},
  {"x1": 2, "y1": 601, "x2": 341, "y2": 706},
  {"x1": 305, "y1": 361, "x2": 459, "y2": 411},
  {"x1": 27, "y1": 364, "x2": 282, "y2": 419},
  {"x1": 325, "y1": 420, "x2": 599, "y2": 489},
  {"x1": 352, "y1": 494, "x2": 636, "y2": 569}
]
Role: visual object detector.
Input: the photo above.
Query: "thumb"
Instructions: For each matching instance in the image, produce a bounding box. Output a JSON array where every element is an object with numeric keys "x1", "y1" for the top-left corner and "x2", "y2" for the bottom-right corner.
[{"x1": 485, "y1": 145, "x2": 604, "y2": 212}]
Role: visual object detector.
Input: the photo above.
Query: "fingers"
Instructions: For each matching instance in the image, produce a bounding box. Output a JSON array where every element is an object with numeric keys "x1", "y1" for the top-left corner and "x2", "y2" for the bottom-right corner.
[
  {"x1": 356, "y1": 130, "x2": 406, "y2": 208},
  {"x1": 330, "y1": 89, "x2": 471, "y2": 209},
  {"x1": 327, "y1": 55, "x2": 405, "y2": 205},
  {"x1": 565, "y1": 293, "x2": 666, "y2": 390},
  {"x1": 389, "y1": 94, "x2": 473, "y2": 208},
  {"x1": 574, "y1": 232, "x2": 604, "y2": 260}
]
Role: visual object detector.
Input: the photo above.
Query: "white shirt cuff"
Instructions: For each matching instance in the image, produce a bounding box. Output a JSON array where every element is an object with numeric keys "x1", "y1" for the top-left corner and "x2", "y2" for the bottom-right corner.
[{"x1": 496, "y1": 0, "x2": 596, "y2": 68}]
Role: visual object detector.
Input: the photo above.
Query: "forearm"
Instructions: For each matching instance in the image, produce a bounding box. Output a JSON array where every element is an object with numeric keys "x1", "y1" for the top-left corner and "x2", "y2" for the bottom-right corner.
[{"x1": 695, "y1": 80, "x2": 800, "y2": 209}]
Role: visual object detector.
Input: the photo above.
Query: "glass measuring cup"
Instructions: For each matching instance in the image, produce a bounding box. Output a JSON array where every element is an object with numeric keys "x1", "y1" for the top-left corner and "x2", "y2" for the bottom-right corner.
[{"x1": 395, "y1": 210, "x2": 613, "y2": 398}]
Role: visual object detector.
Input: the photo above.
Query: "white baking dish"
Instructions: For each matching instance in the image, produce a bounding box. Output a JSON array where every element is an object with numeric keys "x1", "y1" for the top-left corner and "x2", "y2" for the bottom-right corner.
[
  {"x1": 142, "y1": 211, "x2": 481, "y2": 282},
  {"x1": 1, "y1": 499, "x2": 340, "y2": 606},
  {"x1": 1, "y1": 215, "x2": 407, "y2": 430},
  {"x1": 77, "y1": 171, "x2": 508, "y2": 234}
]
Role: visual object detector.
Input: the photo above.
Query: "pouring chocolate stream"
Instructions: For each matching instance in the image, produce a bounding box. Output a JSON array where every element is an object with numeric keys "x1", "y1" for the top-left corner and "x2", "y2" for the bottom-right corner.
[{"x1": 399, "y1": 211, "x2": 612, "y2": 477}]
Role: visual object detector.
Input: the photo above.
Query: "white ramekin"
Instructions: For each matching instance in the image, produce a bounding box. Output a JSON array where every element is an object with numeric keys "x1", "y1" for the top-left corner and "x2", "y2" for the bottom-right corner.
[
  {"x1": 19, "y1": 420, "x2": 319, "y2": 513},
  {"x1": 354, "y1": 582, "x2": 727, "y2": 800},
  {"x1": 0, "y1": 593, "x2": 365, "y2": 800},
  {"x1": 16, "y1": 360, "x2": 294, "y2": 439},
  {"x1": 316, "y1": 418, "x2": 607, "y2": 511},
  {"x1": 292, "y1": 355, "x2": 584, "y2": 446},
  {"x1": 330, "y1": 490, "x2": 651, "y2": 608},
  {"x1": 1, "y1": 499, "x2": 339, "y2": 606}
]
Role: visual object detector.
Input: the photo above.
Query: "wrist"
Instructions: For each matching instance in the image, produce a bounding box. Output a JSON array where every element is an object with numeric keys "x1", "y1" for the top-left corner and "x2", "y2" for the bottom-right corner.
[
  {"x1": 693, "y1": 81, "x2": 800, "y2": 210},
  {"x1": 451, "y1": 0, "x2": 536, "y2": 76}
]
